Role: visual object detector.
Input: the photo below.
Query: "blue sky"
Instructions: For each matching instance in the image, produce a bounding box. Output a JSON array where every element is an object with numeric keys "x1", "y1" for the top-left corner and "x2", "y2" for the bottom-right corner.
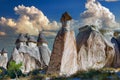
[
  {"x1": 0, "y1": 0, "x2": 85, "y2": 21},
  {"x1": 0, "y1": 0, "x2": 120, "y2": 54},
  {"x1": 0, "y1": 0, "x2": 119, "y2": 21}
]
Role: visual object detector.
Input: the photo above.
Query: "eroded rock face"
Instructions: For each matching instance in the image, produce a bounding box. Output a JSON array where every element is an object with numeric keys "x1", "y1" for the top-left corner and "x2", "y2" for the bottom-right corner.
[
  {"x1": 47, "y1": 12, "x2": 77, "y2": 76},
  {"x1": 76, "y1": 25, "x2": 115, "y2": 71},
  {"x1": 38, "y1": 43, "x2": 51, "y2": 67},
  {"x1": 0, "y1": 49, "x2": 8, "y2": 69},
  {"x1": 0, "y1": 56, "x2": 8, "y2": 69},
  {"x1": 11, "y1": 46, "x2": 41, "y2": 73},
  {"x1": 47, "y1": 28, "x2": 78, "y2": 76},
  {"x1": 37, "y1": 32, "x2": 51, "y2": 67},
  {"x1": 10, "y1": 34, "x2": 42, "y2": 73},
  {"x1": 60, "y1": 29, "x2": 78, "y2": 76}
]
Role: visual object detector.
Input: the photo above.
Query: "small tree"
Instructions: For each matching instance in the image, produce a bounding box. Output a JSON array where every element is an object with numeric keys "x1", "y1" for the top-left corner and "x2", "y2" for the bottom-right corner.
[{"x1": 8, "y1": 61, "x2": 22, "y2": 79}]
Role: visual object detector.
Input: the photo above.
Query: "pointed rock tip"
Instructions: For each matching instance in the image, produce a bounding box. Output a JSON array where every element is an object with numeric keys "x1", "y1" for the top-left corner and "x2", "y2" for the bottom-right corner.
[
  {"x1": 28, "y1": 35, "x2": 37, "y2": 43},
  {"x1": 37, "y1": 32, "x2": 47, "y2": 43},
  {"x1": 15, "y1": 33, "x2": 27, "y2": 44},
  {"x1": 60, "y1": 12, "x2": 72, "y2": 22},
  {"x1": 1, "y1": 48, "x2": 7, "y2": 53},
  {"x1": 79, "y1": 25, "x2": 97, "y2": 32}
]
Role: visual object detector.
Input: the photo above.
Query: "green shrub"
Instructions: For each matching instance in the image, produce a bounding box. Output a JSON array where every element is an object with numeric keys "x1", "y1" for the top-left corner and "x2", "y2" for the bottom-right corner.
[
  {"x1": 7, "y1": 61, "x2": 22, "y2": 79},
  {"x1": 0, "y1": 67, "x2": 7, "y2": 79}
]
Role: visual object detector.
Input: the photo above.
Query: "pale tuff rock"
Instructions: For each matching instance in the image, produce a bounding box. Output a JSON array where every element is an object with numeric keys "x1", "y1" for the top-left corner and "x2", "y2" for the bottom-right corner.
[
  {"x1": 18, "y1": 35, "x2": 41, "y2": 62},
  {"x1": 47, "y1": 12, "x2": 78, "y2": 76},
  {"x1": 15, "y1": 34, "x2": 27, "y2": 49},
  {"x1": 10, "y1": 34, "x2": 42, "y2": 73},
  {"x1": 12, "y1": 48, "x2": 41, "y2": 73},
  {"x1": 10, "y1": 32, "x2": 52, "y2": 73},
  {"x1": 0, "y1": 48, "x2": 8, "y2": 69},
  {"x1": 60, "y1": 30, "x2": 78, "y2": 76},
  {"x1": 11, "y1": 48, "x2": 22, "y2": 64},
  {"x1": 37, "y1": 32, "x2": 51, "y2": 67},
  {"x1": 76, "y1": 25, "x2": 115, "y2": 71}
]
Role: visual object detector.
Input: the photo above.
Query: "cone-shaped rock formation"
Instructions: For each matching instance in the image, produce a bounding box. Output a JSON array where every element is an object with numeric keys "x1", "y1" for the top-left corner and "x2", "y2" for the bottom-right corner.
[
  {"x1": 37, "y1": 32, "x2": 51, "y2": 67},
  {"x1": 76, "y1": 25, "x2": 115, "y2": 71},
  {"x1": 47, "y1": 12, "x2": 78, "y2": 76}
]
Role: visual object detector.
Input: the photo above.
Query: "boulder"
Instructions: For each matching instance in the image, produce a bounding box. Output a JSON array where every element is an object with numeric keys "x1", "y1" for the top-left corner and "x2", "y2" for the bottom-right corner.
[
  {"x1": 76, "y1": 25, "x2": 115, "y2": 71},
  {"x1": 47, "y1": 12, "x2": 78, "y2": 76}
]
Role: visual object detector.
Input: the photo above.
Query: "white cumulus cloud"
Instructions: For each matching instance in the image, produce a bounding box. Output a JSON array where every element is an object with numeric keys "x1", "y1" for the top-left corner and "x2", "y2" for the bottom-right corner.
[
  {"x1": 0, "y1": 5, "x2": 60, "y2": 36},
  {"x1": 80, "y1": 0, "x2": 119, "y2": 28}
]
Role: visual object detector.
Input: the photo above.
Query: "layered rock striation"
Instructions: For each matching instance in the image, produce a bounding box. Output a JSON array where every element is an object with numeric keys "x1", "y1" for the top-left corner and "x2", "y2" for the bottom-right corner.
[
  {"x1": 47, "y1": 12, "x2": 78, "y2": 76},
  {"x1": 37, "y1": 32, "x2": 51, "y2": 67},
  {"x1": 76, "y1": 25, "x2": 115, "y2": 71}
]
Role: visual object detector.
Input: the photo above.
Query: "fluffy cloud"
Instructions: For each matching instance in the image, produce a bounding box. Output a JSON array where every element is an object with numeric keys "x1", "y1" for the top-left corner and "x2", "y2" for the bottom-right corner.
[
  {"x1": 0, "y1": 31, "x2": 6, "y2": 36},
  {"x1": 0, "y1": 17, "x2": 16, "y2": 27},
  {"x1": 80, "y1": 0, "x2": 119, "y2": 28},
  {"x1": 0, "y1": 5, "x2": 60, "y2": 36}
]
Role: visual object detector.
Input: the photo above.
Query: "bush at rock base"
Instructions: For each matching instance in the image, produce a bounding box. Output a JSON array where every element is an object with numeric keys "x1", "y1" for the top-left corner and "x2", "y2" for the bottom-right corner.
[{"x1": 7, "y1": 61, "x2": 22, "y2": 79}]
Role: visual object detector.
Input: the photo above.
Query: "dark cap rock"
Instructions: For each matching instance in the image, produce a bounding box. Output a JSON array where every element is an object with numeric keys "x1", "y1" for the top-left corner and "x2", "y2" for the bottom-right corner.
[
  {"x1": 15, "y1": 34, "x2": 27, "y2": 44},
  {"x1": 1, "y1": 48, "x2": 7, "y2": 55},
  {"x1": 79, "y1": 25, "x2": 97, "y2": 32},
  {"x1": 28, "y1": 35, "x2": 37, "y2": 43},
  {"x1": 37, "y1": 32, "x2": 47, "y2": 44},
  {"x1": 60, "y1": 12, "x2": 72, "y2": 22}
]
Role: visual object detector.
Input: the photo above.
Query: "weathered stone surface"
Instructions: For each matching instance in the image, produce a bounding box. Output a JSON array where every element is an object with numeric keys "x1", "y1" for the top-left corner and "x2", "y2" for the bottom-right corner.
[
  {"x1": 11, "y1": 47, "x2": 41, "y2": 73},
  {"x1": 76, "y1": 25, "x2": 115, "y2": 71},
  {"x1": 38, "y1": 44, "x2": 51, "y2": 67},
  {"x1": 47, "y1": 28, "x2": 65, "y2": 75},
  {"x1": 37, "y1": 32, "x2": 51, "y2": 67},
  {"x1": 0, "y1": 49, "x2": 8, "y2": 69},
  {"x1": 10, "y1": 34, "x2": 42, "y2": 73},
  {"x1": 47, "y1": 11, "x2": 77, "y2": 77},
  {"x1": 18, "y1": 46, "x2": 41, "y2": 62},
  {"x1": 60, "y1": 29, "x2": 78, "y2": 76},
  {"x1": 47, "y1": 28, "x2": 78, "y2": 76}
]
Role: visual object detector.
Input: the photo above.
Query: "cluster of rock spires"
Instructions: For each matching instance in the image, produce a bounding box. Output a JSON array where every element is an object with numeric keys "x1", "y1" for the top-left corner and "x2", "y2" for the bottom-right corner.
[
  {"x1": 9, "y1": 32, "x2": 51, "y2": 73},
  {"x1": 1, "y1": 12, "x2": 120, "y2": 76}
]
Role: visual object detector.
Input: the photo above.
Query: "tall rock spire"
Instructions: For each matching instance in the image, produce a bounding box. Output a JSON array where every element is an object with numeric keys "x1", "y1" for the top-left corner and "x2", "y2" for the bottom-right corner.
[
  {"x1": 47, "y1": 12, "x2": 77, "y2": 76},
  {"x1": 37, "y1": 31, "x2": 47, "y2": 46}
]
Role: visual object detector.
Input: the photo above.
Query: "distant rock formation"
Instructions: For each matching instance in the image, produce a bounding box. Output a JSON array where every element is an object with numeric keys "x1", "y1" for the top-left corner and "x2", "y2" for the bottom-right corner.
[
  {"x1": 47, "y1": 12, "x2": 78, "y2": 76},
  {"x1": 76, "y1": 25, "x2": 115, "y2": 71},
  {"x1": 111, "y1": 37, "x2": 120, "y2": 68},
  {"x1": 37, "y1": 32, "x2": 51, "y2": 67},
  {"x1": 111, "y1": 31, "x2": 120, "y2": 68},
  {"x1": 0, "y1": 48, "x2": 8, "y2": 69},
  {"x1": 10, "y1": 34, "x2": 41, "y2": 73}
]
